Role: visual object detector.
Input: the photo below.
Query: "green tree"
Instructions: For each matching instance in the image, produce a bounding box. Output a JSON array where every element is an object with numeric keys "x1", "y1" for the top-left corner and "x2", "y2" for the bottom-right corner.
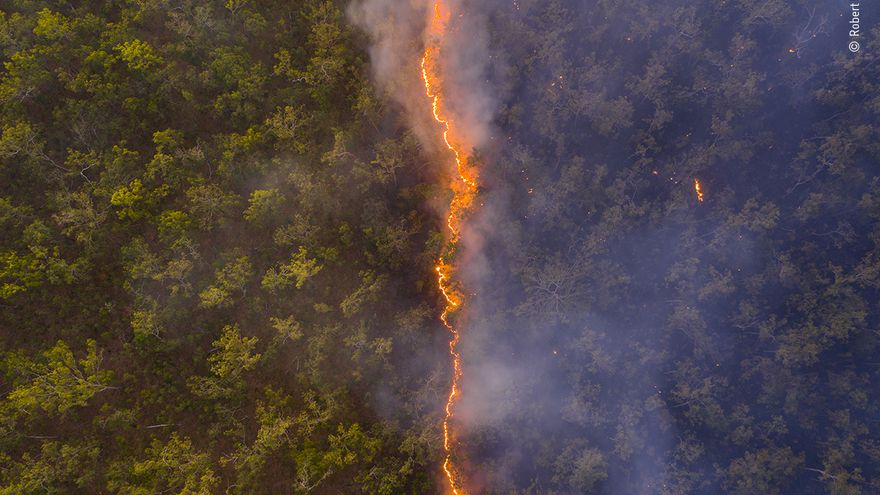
[
  {"x1": 6, "y1": 339, "x2": 113, "y2": 416},
  {"x1": 261, "y1": 247, "x2": 322, "y2": 291},
  {"x1": 199, "y1": 255, "x2": 253, "y2": 308},
  {"x1": 188, "y1": 325, "x2": 260, "y2": 399},
  {"x1": 108, "y1": 434, "x2": 218, "y2": 495},
  {"x1": 243, "y1": 189, "x2": 283, "y2": 224}
]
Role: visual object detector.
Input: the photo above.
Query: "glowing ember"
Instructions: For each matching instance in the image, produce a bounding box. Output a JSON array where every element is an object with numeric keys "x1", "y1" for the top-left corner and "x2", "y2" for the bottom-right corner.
[
  {"x1": 694, "y1": 178, "x2": 704, "y2": 202},
  {"x1": 420, "y1": 1, "x2": 479, "y2": 493}
]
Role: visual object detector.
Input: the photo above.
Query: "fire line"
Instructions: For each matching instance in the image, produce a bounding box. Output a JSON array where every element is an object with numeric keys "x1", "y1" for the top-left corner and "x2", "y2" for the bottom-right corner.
[{"x1": 420, "y1": 1, "x2": 479, "y2": 493}]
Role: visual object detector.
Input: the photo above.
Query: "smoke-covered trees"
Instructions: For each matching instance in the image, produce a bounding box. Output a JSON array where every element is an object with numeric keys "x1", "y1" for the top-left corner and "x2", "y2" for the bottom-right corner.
[
  {"x1": 723, "y1": 447, "x2": 804, "y2": 495},
  {"x1": 454, "y1": 0, "x2": 880, "y2": 493}
]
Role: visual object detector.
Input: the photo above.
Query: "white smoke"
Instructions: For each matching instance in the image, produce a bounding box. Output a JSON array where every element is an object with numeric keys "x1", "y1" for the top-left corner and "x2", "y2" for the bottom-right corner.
[{"x1": 347, "y1": 0, "x2": 496, "y2": 155}]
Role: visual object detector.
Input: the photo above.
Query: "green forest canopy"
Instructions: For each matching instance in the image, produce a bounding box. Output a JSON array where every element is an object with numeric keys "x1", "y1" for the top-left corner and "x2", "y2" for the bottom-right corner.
[{"x1": 1, "y1": 0, "x2": 442, "y2": 493}]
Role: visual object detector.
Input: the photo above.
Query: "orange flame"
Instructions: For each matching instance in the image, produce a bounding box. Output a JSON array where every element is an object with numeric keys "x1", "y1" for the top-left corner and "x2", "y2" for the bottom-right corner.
[
  {"x1": 694, "y1": 178, "x2": 704, "y2": 202},
  {"x1": 420, "y1": 1, "x2": 478, "y2": 493}
]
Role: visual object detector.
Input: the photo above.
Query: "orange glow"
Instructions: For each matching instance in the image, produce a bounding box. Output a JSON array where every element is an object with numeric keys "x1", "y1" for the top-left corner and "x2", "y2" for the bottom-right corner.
[
  {"x1": 694, "y1": 178, "x2": 704, "y2": 202},
  {"x1": 420, "y1": 1, "x2": 478, "y2": 493}
]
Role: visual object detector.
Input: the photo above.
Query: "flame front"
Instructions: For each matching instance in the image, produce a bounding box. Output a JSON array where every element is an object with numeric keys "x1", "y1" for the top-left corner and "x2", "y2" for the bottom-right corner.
[
  {"x1": 694, "y1": 178, "x2": 704, "y2": 202},
  {"x1": 420, "y1": 1, "x2": 478, "y2": 493}
]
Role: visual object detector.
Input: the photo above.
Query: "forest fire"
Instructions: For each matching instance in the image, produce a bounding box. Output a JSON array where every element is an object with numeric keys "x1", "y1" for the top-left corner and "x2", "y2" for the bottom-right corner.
[
  {"x1": 421, "y1": 1, "x2": 478, "y2": 493},
  {"x1": 7, "y1": 0, "x2": 876, "y2": 494}
]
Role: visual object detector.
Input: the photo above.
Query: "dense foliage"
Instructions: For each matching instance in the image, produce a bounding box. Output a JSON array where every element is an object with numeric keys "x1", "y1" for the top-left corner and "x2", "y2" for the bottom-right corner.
[{"x1": 0, "y1": 0, "x2": 446, "y2": 493}]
